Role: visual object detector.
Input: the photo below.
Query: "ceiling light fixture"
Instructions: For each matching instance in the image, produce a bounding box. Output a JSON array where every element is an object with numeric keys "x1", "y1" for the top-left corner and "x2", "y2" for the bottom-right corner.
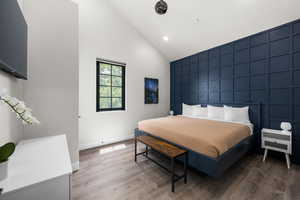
[
  {"x1": 163, "y1": 36, "x2": 169, "y2": 41},
  {"x1": 155, "y1": 0, "x2": 168, "y2": 15}
]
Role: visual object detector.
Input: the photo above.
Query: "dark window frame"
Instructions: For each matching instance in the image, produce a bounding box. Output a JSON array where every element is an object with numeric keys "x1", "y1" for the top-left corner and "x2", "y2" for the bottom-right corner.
[{"x1": 96, "y1": 60, "x2": 126, "y2": 112}]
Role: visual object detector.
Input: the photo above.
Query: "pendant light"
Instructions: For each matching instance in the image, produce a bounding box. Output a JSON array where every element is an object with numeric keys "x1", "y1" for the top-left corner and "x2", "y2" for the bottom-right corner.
[{"x1": 155, "y1": 0, "x2": 168, "y2": 15}]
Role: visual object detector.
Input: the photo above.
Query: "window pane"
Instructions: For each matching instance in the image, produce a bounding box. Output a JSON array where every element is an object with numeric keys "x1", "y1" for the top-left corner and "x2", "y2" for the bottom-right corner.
[
  {"x1": 112, "y1": 98, "x2": 122, "y2": 108},
  {"x1": 100, "y1": 86, "x2": 111, "y2": 97},
  {"x1": 100, "y1": 75, "x2": 111, "y2": 86},
  {"x1": 112, "y1": 87, "x2": 122, "y2": 97},
  {"x1": 100, "y1": 98, "x2": 111, "y2": 109},
  {"x1": 100, "y1": 63, "x2": 111, "y2": 74},
  {"x1": 112, "y1": 66, "x2": 122, "y2": 76},
  {"x1": 112, "y1": 76, "x2": 122, "y2": 86}
]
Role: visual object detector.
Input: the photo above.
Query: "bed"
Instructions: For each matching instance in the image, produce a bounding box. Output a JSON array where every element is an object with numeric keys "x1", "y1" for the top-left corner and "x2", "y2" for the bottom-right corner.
[{"x1": 135, "y1": 103, "x2": 262, "y2": 178}]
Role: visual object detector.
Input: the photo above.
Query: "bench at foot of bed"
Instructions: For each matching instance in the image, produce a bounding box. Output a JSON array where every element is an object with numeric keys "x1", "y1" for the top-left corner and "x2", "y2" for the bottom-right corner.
[
  {"x1": 135, "y1": 135, "x2": 188, "y2": 192},
  {"x1": 135, "y1": 128, "x2": 253, "y2": 178}
]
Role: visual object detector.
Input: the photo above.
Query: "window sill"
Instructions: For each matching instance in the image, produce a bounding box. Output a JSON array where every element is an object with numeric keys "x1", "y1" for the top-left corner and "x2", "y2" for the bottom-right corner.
[{"x1": 96, "y1": 109, "x2": 127, "y2": 113}]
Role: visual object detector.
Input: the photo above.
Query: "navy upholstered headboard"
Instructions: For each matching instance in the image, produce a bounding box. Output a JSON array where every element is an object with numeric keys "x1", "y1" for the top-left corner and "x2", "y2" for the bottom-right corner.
[{"x1": 170, "y1": 19, "x2": 300, "y2": 164}]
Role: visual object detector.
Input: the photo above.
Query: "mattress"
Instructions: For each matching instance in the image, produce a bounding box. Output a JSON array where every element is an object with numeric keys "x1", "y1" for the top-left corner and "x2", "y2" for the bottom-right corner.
[{"x1": 138, "y1": 116, "x2": 252, "y2": 158}]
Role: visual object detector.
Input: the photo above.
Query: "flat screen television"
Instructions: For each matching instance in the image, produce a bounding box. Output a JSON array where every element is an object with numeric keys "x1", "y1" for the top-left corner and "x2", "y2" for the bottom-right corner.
[{"x1": 0, "y1": 0, "x2": 28, "y2": 79}]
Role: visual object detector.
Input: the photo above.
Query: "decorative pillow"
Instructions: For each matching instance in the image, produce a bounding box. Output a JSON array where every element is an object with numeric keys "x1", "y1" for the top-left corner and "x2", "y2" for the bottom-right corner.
[
  {"x1": 224, "y1": 105, "x2": 250, "y2": 123},
  {"x1": 207, "y1": 105, "x2": 224, "y2": 120},
  {"x1": 182, "y1": 103, "x2": 198, "y2": 116},
  {"x1": 193, "y1": 106, "x2": 208, "y2": 117}
]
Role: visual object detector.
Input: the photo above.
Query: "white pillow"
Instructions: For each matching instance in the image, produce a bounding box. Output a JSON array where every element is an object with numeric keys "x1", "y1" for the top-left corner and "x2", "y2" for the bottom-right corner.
[
  {"x1": 182, "y1": 103, "x2": 197, "y2": 116},
  {"x1": 207, "y1": 105, "x2": 224, "y2": 120},
  {"x1": 193, "y1": 106, "x2": 208, "y2": 117},
  {"x1": 224, "y1": 105, "x2": 250, "y2": 123}
]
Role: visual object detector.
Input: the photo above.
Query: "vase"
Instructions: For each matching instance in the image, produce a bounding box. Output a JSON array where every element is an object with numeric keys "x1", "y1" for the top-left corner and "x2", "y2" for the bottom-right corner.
[{"x1": 0, "y1": 161, "x2": 8, "y2": 181}]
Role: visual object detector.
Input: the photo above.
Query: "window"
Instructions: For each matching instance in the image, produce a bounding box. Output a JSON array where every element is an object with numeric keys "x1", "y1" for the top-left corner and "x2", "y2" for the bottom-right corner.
[{"x1": 96, "y1": 59, "x2": 125, "y2": 112}]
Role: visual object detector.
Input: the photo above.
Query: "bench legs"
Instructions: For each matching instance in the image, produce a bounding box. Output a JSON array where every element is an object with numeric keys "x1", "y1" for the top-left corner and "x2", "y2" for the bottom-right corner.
[
  {"x1": 134, "y1": 136, "x2": 137, "y2": 162},
  {"x1": 135, "y1": 139, "x2": 188, "y2": 193},
  {"x1": 184, "y1": 152, "x2": 188, "y2": 184},
  {"x1": 171, "y1": 153, "x2": 188, "y2": 192},
  {"x1": 146, "y1": 146, "x2": 149, "y2": 157},
  {"x1": 171, "y1": 158, "x2": 175, "y2": 192}
]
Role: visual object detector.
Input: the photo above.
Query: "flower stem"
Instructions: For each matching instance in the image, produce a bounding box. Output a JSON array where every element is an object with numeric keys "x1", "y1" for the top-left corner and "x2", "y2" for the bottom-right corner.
[{"x1": 1, "y1": 99, "x2": 31, "y2": 124}]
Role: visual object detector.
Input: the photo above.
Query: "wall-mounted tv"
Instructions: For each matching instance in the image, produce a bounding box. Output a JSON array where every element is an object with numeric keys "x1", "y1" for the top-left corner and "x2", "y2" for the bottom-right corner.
[{"x1": 0, "y1": 0, "x2": 28, "y2": 79}]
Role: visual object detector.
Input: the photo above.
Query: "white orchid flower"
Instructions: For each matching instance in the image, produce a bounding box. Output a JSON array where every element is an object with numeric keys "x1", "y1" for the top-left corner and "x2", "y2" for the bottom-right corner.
[
  {"x1": 0, "y1": 95, "x2": 10, "y2": 102},
  {"x1": 15, "y1": 101, "x2": 26, "y2": 113},
  {"x1": 22, "y1": 111, "x2": 32, "y2": 119},
  {"x1": 31, "y1": 116, "x2": 40, "y2": 124},
  {"x1": 0, "y1": 94, "x2": 40, "y2": 125}
]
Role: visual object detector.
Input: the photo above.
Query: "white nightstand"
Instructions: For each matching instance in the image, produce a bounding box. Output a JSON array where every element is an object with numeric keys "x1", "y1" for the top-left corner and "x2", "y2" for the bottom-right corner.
[{"x1": 261, "y1": 128, "x2": 292, "y2": 169}]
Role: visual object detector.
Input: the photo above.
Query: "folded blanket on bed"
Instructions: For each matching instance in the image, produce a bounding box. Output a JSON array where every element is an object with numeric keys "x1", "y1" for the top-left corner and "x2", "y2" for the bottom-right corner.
[{"x1": 138, "y1": 116, "x2": 251, "y2": 158}]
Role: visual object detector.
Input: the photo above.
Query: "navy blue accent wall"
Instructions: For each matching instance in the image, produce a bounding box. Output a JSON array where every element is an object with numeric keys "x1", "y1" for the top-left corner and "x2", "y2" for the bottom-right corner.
[{"x1": 170, "y1": 19, "x2": 300, "y2": 164}]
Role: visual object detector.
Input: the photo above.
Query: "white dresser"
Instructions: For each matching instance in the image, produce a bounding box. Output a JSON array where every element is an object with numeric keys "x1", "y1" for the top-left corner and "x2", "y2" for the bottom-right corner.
[{"x1": 0, "y1": 135, "x2": 72, "y2": 200}]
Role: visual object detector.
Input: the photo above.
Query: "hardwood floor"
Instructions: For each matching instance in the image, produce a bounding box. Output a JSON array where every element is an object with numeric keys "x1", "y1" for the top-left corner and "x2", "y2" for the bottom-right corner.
[{"x1": 72, "y1": 140, "x2": 300, "y2": 200}]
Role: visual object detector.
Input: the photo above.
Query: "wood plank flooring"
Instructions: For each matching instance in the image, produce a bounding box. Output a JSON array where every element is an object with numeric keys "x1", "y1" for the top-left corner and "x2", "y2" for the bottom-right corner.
[{"x1": 72, "y1": 140, "x2": 300, "y2": 200}]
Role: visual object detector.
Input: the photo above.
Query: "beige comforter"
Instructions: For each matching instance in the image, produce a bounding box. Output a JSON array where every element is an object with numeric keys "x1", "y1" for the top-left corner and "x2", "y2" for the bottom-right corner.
[{"x1": 138, "y1": 116, "x2": 251, "y2": 158}]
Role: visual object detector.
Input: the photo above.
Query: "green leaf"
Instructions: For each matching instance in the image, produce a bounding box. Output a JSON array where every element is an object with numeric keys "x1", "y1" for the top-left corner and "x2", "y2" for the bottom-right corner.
[
  {"x1": 100, "y1": 86, "x2": 111, "y2": 97},
  {"x1": 112, "y1": 98, "x2": 122, "y2": 108},
  {"x1": 112, "y1": 77, "x2": 122, "y2": 87},
  {"x1": 112, "y1": 87, "x2": 122, "y2": 97},
  {"x1": 100, "y1": 75, "x2": 111, "y2": 86},
  {"x1": 100, "y1": 98, "x2": 111, "y2": 109},
  {"x1": 0, "y1": 143, "x2": 15, "y2": 163},
  {"x1": 112, "y1": 66, "x2": 122, "y2": 76},
  {"x1": 100, "y1": 63, "x2": 111, "y2": 75}
]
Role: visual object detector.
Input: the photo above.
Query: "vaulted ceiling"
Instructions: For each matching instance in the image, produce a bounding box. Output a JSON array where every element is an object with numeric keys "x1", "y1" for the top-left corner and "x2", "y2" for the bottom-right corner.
[{"x1": 107, "y1": 0, "x2": 300, "y2": 61}]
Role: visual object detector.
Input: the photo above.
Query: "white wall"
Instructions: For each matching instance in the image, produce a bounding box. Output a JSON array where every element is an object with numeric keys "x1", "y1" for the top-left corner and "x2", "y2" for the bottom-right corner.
[
  {"x1": 77, "y1": 0, "x2": 170, "y2": 150},
  {"x1": 0, "y1": 0, "x2": 24, "y2": 146},
  {"x1": 22, "y1": 0, "x2": 79, "y2": 167}
]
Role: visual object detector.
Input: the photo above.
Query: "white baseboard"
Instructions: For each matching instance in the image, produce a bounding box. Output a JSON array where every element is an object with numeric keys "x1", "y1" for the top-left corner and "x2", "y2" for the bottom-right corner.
[
  {"x1": 79, "y1": 134, "x2": 134, "y2": 151},
  {"x1": 72, "y1": 161, "x2": 80, "y2": 172}
]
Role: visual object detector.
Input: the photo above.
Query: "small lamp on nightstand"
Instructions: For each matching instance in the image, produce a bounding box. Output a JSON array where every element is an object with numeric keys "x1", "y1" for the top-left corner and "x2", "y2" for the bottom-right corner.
[
  {"x1": 281, "y1": 122, "x2": 292, "y2": 134},
  {"x1": 169, "y1": 110, "x2": 174, "y2": 116}
]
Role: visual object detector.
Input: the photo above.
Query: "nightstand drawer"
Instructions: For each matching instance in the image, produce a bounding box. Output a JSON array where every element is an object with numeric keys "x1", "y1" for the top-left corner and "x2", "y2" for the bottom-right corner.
[
  {"x1": 263, "y1": 132, "x2": 290, "y2": 141},
  {"x1": 264, "y1": 141, "x2": 288, "y2": 150}
]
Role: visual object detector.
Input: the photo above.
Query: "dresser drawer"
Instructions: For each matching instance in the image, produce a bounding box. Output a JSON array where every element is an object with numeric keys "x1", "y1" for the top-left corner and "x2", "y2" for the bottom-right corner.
[
  {"x1": 264, "y1": 141, "x2": 288, "y2": 150},
  {"x1": 263, "y1": 132, "x2": 290, "y2": 141}
]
